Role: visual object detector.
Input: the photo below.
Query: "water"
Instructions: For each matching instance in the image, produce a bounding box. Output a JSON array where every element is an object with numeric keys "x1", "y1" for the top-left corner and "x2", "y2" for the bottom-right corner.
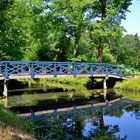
[
  {"x1": 29, "y1": 99, "x2": 140, "y2": 140},
  {"x1": 1, "y1": 87, "x2": 140, "y2": 140}
]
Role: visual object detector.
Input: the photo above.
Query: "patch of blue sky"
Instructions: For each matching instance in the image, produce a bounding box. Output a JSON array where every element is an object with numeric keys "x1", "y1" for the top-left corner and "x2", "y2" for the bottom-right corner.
[{"x1": 121, "y1": 0, "x2": 140, "y2": 35}]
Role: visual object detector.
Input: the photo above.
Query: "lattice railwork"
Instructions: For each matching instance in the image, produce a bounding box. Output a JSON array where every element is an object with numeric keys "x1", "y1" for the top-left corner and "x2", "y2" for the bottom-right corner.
[{"x1": 0, "y1": 61, "x2": 134, "y2": 79}]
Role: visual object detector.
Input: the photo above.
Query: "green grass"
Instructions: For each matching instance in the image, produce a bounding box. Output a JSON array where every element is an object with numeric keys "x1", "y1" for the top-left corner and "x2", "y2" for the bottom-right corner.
[
  {"x1": 114, "y1": 76, "x2": 140, "y2": 91},
  {"x1": 17, "y1": 77, "x2": 90, "y2": 93},
  {"x1": 18, "y1": 77, "x2": 89, "y2": 86},
  {"x1": 0, "y1": 107, "x2": 21, "y2": 128},
  {"x1": 134, "y1": 70, "x2": 140, "y2": 76},
  {"x1": 0, "y1": 105, "x2": 34, "y2": 140},
  {"x1": 114, "y1": 70, "x2": 140, "y2": 101},
  {"x1": 46, "y1": 77, "x2": 89, "y2": 85}
]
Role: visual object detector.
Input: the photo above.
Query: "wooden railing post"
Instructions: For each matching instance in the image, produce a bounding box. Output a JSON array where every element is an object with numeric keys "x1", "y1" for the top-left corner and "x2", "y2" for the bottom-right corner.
[
  {"x1": 73, "y1": 63, "x2": 77, "y2": 77},
  {"x1": 105, "y1": 64, "x2": 109, "y2": 77},
  {"x1": 119, "y1": 67, "x2": 123, "y2": 78},
  {"x1": 132, "y1": 69, "x2": 135, "y2": 78},
  {"x1": 53, "y1": 64, "x2": 57, "y2": 77},
  {"x1": 30, "y1": 63, "x2": 35, "y2": 78},
  {"x1": 90, "y1": 65, "x2": 94, "y2": 77},
  {"x1": 4, "y1": 62, "x2": 9, "y2": 79}
]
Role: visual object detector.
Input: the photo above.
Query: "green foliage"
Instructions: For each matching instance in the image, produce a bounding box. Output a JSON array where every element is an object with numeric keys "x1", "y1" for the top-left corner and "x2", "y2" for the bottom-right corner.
[
  {"x1": 114, "y1": 76, "x2": 140, "y2": 91},
  {"x1": 0, "y1": 0, "x2": 135, "y2": 69},
  {"x1": 18, "y1": 78, "x2": 37, "y2": 85},
  {"x1": 0, "y1": 106, "x2": 21, "y2": 128},
  {"x1": 0, "y1": 0, "x2": 33, "y2": 60},
  {"x1": 89, "y1": 0, "x2": 132, "y2": 62},
  {"x1": 0, "y1": 106, "x2": 35, "y2": 139},
  {"x1": 17, "y1": 77, "x2": 92, "y2": 98},
  {"x1": 0, "y1": 105, "x2": 33, "y2": 134},
  {"x1": 102, "y1": 46, "x2": 117, "y2": 63},
  {"x1": 46, "y1": 77, "x2": 89, "y2": 85},
  {"x1": 111, "y1": 34, "x2": 140, "y2": 70}
]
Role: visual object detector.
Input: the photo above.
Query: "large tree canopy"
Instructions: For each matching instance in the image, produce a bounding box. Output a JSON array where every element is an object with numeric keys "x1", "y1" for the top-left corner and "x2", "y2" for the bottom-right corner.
[
  {"x1": 89, "y1": 0, "x2": 132, "y2": 62},
  {"x1": 1, "y1": 0, "x2": 140, "y2": 70}
]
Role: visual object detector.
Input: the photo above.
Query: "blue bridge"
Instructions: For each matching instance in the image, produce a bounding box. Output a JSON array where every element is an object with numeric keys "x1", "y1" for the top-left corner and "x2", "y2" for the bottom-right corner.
[
  {"x1": 0, "y1": 61, "x2": 134, "y2": 97},
  {"x1": 0, "y1": 61, "x2": 134, "y2": 80}
]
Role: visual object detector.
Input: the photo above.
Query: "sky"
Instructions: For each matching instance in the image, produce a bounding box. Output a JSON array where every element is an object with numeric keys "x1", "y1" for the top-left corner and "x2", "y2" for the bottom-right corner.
[{"x1": 121, "y1": 0, "x2": 140, "y2": 35}]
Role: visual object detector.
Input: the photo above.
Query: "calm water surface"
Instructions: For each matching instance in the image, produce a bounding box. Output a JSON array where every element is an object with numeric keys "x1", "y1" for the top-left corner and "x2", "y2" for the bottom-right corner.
[{"x1": 1, "y1": 88, "x2": 140, "y2": 140}]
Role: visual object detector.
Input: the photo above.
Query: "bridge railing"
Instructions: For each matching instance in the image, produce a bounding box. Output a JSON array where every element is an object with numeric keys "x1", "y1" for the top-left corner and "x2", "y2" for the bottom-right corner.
[{"x1": 0, "y1": 61, "x2": 134, "y2": 79}]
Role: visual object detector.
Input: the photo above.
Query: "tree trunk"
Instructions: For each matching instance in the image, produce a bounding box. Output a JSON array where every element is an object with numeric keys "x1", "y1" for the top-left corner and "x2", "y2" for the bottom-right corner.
[
  {"x1": 98, "y1": 38, "x2": 104, "y2": 63},
  {"x1": 97, "y1": 0, "x2": 106, "y2": 63},
  {"x1": 73, "y1": 44, "x2": 78, "y2": 58},
  {"x1": 99, "y1": 112, "x2": 105, "y2": 135}
]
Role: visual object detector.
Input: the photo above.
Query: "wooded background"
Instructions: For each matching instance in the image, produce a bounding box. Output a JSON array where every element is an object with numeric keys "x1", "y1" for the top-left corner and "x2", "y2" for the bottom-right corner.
[{"x1": 1, "y1": 0, "x2": 140, "y2": 70}]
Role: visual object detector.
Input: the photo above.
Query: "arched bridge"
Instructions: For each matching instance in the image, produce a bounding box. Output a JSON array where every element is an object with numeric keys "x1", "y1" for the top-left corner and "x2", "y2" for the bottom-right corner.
[{"x1": 0, "y1": 61, "x2": 134, "y2": 80}]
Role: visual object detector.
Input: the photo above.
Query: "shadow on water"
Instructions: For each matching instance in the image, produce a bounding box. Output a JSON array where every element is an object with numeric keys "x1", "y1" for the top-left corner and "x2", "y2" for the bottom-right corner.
[
  {"x1": 1, "y1": 89, "x2": 122, "y2": 113},
  {"x1": 0, "y1": 79, "x2": 122, "y2": 113},
  {"x1": 0, "y1": 77, "x2": 120, "y2": 96}
]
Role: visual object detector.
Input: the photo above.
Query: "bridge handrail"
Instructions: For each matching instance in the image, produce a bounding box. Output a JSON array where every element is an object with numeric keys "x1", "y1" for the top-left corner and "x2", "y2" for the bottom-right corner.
[{"x1": 0, "y1": 61, "x2": 134, "y2": 79}]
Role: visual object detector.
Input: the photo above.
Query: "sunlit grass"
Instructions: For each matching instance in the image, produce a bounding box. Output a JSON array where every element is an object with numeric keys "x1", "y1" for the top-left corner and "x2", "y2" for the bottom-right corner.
[
  {"x1": 41, "y1": 77, "x2": 89, "y2": 85},
  {"x1": 18, "y1": 77, "x2": 89, "y2": 86},
  {"x1": 114, "y1": 76, "x2": 140, "y2": 91}
]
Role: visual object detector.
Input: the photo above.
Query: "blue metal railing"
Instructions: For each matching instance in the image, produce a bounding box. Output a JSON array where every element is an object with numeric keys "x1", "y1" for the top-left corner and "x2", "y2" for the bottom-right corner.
[{"x1": 0, "y1": 61, "x2": 134, "y2": 79}]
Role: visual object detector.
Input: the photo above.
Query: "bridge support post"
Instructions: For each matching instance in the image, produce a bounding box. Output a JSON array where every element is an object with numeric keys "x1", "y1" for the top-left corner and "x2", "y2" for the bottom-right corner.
[
  {"x1": 103, "y1": 89, "x2": 108, "y2": 103},
  {"x1": 28, "y1": 81, "x2": 31, "y2": 88},
  {"x1": 103, "y1": 77, "x2": 107, "y2": 89},
  {"x1": 2, "y1": 80, "x2": 8, "y2": 98}
]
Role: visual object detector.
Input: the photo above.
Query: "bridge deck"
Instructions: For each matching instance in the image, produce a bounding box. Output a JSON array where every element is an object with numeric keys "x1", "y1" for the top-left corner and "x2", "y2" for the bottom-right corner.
[{"x1": 0, "y1": 74, "x2": 128, "y2": 80}]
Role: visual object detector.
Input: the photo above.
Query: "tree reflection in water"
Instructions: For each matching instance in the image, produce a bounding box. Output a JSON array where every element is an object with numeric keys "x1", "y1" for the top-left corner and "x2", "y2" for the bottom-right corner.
[
  {"x1": 31, "y1": 99, "x2": 133, "y2": 140},
  {"x1": 115, "y1": 89, "x2": 140, "y2": 121}
]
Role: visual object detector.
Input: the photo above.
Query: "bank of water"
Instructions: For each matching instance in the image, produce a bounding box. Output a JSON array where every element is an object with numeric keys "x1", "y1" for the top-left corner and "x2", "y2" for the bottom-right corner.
[
  {"x1": 1, "y1": 80, "x2": 140, "y2": 140},
  {"x1": 115, "y1": 76, "x2": 140, "y2": 91}
]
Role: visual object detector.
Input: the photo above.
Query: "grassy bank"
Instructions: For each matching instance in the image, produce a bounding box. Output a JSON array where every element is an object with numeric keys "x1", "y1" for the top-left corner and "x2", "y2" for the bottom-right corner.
[
  {"x1": 18, "y1": 77, "x2": 89, "y2": 86},
  {"x1": 0, "y1": 105, "x2": 35, "y2": 140},
  {"x1": 17, "y1": 77, "x2": 91, "y2": 92},
  {"x1": 114, "y1": 76, "x2": 140, "y2": 91}
]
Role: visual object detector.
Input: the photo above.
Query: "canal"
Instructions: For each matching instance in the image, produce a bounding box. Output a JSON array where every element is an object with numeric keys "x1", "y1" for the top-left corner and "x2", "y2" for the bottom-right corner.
[{"x1": 0, "y1": 81, "x2": 140, "y2": 140}]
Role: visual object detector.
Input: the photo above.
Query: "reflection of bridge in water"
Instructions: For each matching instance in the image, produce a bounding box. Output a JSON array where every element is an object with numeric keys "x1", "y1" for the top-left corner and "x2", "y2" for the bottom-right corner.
[
  {"x1": 16, "y1": 90, "x2": 124, "y2": 118},
  {"x1": 27, "y1": 96, "x2": 129, "y2": 140},
  {"x1": 0, "y1": 61, "x2": 134, "y2": 97}
]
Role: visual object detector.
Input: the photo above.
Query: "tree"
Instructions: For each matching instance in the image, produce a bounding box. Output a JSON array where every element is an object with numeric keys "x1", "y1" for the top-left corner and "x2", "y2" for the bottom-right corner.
[
  {"x1": 0, "y1": 0, "x2": 133, "y2": 64},
  {"x1": 89, "y1": 0, "x2": 132, "y2": 63},
  {"x1": 49, "y1": 0, "x2": 95, "y2": 61},
  {"x1": 0, "y1": 0, "x2": 13, "y2": 59},
  {"x1": 111, "y1": 33, "x2": 140, "y2": 69},
  {"x1": 0, "y1": 0, "x2": 32, "y2": 60}
]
